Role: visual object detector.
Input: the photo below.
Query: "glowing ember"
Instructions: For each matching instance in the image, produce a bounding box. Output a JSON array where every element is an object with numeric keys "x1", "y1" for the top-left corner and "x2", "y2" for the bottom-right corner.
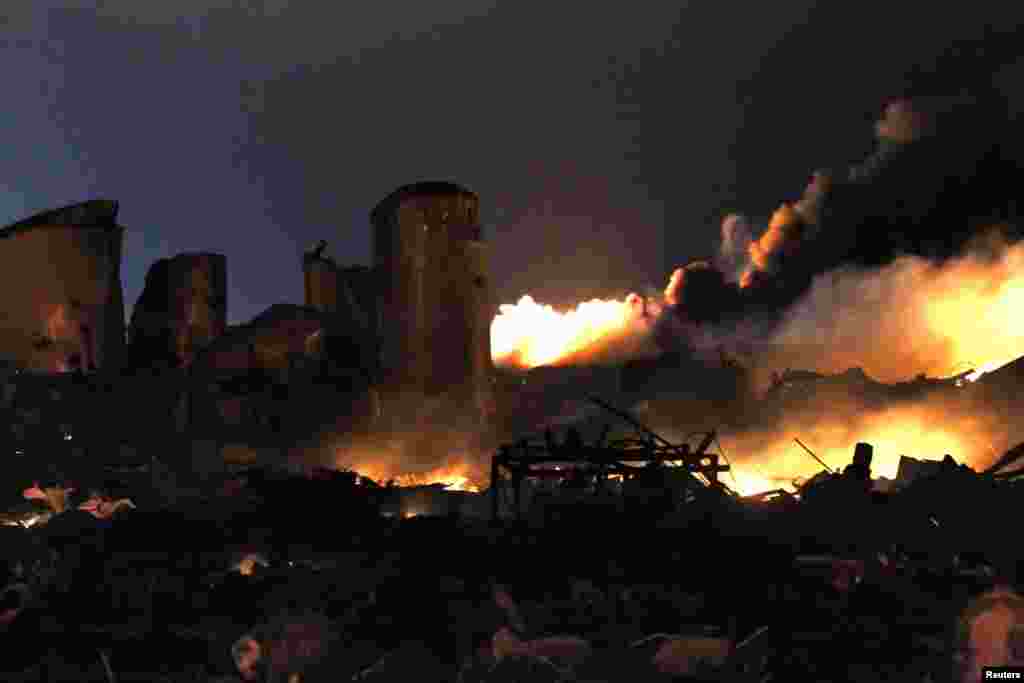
[
  {"x1": 490, "y1": 294, "x2": 654, "y2": 369},
  {"x1": 233, "y1": 553, "x2": 269, "y2": 576}
]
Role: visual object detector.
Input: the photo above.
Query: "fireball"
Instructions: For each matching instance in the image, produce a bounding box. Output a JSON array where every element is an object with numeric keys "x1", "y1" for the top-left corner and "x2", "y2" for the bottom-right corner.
[{"x1": 490, "y1": 294, "x2": 654, "y2": 369}]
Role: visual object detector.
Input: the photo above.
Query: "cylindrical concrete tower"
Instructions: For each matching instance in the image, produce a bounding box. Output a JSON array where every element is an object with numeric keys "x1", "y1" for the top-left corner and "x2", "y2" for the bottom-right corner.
[
  {"x1": 371, "y1": 181, "x2": 492, "y2": 409},
  {"x1": 0, "y1": 200, "x2": 125, "y2": 372}
]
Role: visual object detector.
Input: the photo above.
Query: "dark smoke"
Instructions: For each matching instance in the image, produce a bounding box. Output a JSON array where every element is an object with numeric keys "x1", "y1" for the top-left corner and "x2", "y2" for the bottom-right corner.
[{"x1": 667, "y1": 92, "x2": 1024, "y2": 332}]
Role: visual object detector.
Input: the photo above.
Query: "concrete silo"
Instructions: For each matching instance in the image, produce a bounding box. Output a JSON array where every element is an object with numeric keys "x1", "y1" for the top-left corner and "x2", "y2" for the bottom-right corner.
[
  {"x1": 130, "y1": 252, "x2": 227, "y2": 366},
  {"x1": 0, "y1": 200, "x2": 125, "y2": 372},
  {"x1": 371, "y1": 182, "x2": 493, "y2": 414}
]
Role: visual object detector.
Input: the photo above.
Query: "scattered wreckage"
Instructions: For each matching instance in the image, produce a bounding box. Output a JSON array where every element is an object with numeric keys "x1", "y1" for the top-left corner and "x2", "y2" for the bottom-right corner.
[
  {"x1": 490, "y1": 395, "x2": 737, "y2": 522},
  {"x1": 0, "y1": 392, "x2": 1022, "y2": 681}
]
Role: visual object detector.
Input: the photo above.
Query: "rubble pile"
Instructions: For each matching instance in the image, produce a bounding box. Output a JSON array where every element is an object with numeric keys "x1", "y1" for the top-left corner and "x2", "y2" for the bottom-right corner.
[{"x1": 0, "y1": 411, "x2": 1022, "y2": 682}]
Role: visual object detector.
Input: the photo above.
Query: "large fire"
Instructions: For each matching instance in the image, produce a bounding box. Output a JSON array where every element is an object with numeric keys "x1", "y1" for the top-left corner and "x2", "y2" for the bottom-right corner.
[
  {"x1": 492, "y1": 235, "x2": 1024, "y2": 382},
  {"x1": 721, "y1": 400, "x2": 1010, "y2": 497},
  {"x1": 764, "y1": 236, "x2": 1024, "y2": 384},
  {"x1": 488, "y1": 234, "x2": 1024, "y2": 497}
]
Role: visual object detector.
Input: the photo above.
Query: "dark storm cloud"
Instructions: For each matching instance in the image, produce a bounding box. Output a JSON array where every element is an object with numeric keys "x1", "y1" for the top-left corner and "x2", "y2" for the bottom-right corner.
[{"x1": 1, "y1": 1, "x2": 1022, "y2": 326}]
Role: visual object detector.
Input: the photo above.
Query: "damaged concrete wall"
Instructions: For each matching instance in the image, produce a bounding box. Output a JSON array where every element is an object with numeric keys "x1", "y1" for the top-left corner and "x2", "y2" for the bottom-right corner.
[
  {"x1": 303, "y1": 256, "x2": 377, "y2": 357},
  {"x1": 303, "y1": 254, "x2": 341, "y2": 315},
  {"x1": 202, "y1": 305, "x2": 328, "y2": 374},
  {"x1": 183, "y1": 303, "x2": 378, "y2": 461},
  {"x1": 130, "y1": 252, "x2": 227, "y2": 366},
  {"x1": 0, "y1": 200, "x2": 125, "y2": 372}
]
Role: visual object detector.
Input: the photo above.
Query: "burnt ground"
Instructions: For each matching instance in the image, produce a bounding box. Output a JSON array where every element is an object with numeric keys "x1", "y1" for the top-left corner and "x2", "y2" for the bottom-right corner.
[{"x1": 0, "y1": 472, "x2": 1013, "y2": 683}]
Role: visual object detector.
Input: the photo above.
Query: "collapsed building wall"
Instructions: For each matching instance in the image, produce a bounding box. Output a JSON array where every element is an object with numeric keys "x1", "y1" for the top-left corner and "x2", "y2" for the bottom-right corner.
[
  {"x1": 303, "y1": 251, "x2": 340, "y2": 316},
  {"x1": 303, "y1": 253, "x2": 377, "y2": 353},
  {"x1": 183, "y1": 303, "x2": 379, "y2": 466},
  {"x1": 0, "y1": 200, "x2": 125, "y2": 372},
  {"x1": 129, "y1": 252, "x2": 227, "y2": 367}
]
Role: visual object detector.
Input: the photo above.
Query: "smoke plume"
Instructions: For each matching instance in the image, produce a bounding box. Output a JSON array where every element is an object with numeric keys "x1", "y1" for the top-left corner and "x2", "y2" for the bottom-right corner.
[
  {"x1": 497, "y1": 94, "x2": 1020, "y2": 374},
  {"x1": 668, "y1": 94, "x2": 1021, "y2": 331},
  {"x1": 751, "y1": 230, "x2": 1024, "y2": 382}
]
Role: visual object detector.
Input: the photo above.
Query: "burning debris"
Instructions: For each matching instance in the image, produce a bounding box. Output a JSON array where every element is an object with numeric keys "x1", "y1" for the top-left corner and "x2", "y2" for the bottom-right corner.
[{"x1": 331, "y1": 431, "x2": 489, "y2": 494}]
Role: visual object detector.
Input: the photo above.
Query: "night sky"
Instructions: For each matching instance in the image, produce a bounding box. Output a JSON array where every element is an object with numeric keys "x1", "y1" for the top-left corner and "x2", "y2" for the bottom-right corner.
[{"x1": 2, "y1": 3, "x2": 1022, "y2": 324}]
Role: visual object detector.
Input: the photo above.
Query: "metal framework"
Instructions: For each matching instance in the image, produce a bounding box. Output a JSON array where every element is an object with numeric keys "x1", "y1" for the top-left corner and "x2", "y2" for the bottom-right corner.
[{"x1": 490, "y1": 396, "x2": 732, "y2": 520}]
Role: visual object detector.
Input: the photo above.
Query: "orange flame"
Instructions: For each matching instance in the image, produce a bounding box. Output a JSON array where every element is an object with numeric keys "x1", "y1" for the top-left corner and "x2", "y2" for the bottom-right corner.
[
  {"x1": 349, "y1": 461, "x2": 482, "y2": 493},
  {"x1": 663, "y1": 269, "x2": 684, "y2": 307},
  {"x1": 722, "y1": 401, "x2": 1008, "y2": 496},
  {"x1": 490, "y1": 293, "x2": 656, "y2": 369},
  {"x1": 738, "y1": 204, "x2": 805, "y2": 288},
  {"x1": 728, "y1": 470, "x2": 783, "y2": 497},
  {"x1": 764, "y1": 236, "x2": 1024, "y2": 384}
]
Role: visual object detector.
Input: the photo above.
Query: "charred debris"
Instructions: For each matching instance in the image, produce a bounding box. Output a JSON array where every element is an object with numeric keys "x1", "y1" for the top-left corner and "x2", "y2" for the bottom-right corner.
[
  {"x1": 483, "y1": 360, "x2": 1024, "y2": 558},
  {"x1": 4, "y1": 359, "x2": 1024, "y2": 683}
]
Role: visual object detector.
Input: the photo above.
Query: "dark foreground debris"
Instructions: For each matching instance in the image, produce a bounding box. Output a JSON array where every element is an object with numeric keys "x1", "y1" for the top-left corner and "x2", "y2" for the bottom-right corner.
[{"x1": 2, "y1": 433, "x2": 1024, "y2": 682}]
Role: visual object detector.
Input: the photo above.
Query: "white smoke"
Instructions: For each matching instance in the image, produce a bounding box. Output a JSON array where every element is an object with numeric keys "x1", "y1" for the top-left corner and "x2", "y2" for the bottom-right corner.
[
  {"x1": 734, "y1": 230, "x2": 1024, "y2": 387},
  {"x1": 716, "y1": 214, "x2": 754, "y2": 280}
]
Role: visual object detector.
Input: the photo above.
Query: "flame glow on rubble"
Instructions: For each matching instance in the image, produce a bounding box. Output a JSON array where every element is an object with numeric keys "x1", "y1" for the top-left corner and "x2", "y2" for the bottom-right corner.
[
  {"x1": 721, "y1": 402, "x2": 1006, "y2": 496},
  {"x1": 728, "y1": 470, "x2": 784, "y2": 497},
  {"x1": 490, "y1": 294, "x2": 656, "y2": 369},
  {"x1": 349, "y1": 461, "x2": 482, "y2": 493}
]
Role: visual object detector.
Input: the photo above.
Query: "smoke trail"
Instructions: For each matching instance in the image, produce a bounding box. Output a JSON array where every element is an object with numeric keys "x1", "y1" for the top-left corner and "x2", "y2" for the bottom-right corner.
[{"x1": 669, "y1": 94, "x2": 1017, "y2": 321}]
